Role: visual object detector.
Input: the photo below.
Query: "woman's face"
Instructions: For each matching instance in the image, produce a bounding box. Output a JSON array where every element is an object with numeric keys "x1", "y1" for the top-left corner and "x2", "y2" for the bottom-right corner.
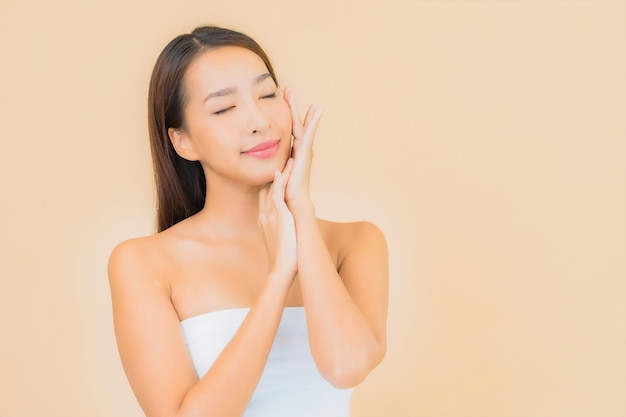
[{"x1": 172, "y1": 46, "x2": 292, "y2": 187}]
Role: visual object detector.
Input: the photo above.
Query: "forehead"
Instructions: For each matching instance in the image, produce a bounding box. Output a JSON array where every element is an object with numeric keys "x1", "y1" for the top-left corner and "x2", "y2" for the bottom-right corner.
[{"x1": 184, "y1": 46, "x2": 270, "y2": 93}]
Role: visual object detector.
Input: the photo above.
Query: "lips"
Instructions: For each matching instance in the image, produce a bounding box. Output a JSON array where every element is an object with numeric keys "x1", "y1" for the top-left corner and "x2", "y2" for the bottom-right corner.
[{"x1": 242, "y1": 140, "x2": 280, "y2": 158}]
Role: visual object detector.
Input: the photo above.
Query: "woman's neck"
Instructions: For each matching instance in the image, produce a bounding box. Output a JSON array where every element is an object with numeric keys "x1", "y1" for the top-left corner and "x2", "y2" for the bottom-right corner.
[{"x1": 193, "y1": 176, "x2": 265, "y2": 240}]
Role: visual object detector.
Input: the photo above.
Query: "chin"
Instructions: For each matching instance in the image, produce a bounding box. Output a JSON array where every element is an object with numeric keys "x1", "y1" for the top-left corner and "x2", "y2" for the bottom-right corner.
[{"x1": 245, "y1": 161, "x2": 287, "y2": 187}]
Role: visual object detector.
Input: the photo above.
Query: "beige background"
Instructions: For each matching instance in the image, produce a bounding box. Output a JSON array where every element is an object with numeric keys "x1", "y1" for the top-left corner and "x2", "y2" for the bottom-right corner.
[{"x1": 1, "y1": 0, "x2": 624, "y2": 416}]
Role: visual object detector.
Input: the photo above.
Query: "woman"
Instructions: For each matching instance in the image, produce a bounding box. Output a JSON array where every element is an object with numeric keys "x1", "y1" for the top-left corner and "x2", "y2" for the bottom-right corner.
[{"x1": 108, "y1": 25, "x2": 388, "y2": 417}]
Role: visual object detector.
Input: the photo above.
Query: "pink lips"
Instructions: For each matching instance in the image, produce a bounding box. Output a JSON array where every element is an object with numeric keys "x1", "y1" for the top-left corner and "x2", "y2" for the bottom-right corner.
[{"x1": 242, "y1": 140, "x2": 280, "y2": 159}]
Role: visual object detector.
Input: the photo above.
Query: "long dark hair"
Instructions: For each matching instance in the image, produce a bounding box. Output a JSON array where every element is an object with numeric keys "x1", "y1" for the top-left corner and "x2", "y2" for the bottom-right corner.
[{"x1": 148, "y1": 25, "x2": 278, "y2": 232}]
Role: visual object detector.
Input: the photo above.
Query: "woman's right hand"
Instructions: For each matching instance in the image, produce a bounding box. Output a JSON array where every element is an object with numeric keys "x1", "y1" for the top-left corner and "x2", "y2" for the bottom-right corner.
[{"x1": 258, "y1": 158, "x2": 297, "y2": 283}]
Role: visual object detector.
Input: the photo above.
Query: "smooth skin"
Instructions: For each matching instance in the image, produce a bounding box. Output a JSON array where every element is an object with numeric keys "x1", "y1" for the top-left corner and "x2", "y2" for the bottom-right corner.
[{"x1": 108, "y1": 46, "x2": 388, "y2": 417}]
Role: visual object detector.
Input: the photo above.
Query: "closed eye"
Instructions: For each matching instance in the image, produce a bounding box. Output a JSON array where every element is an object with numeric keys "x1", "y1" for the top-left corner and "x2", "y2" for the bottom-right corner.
[
  {"x1": 261, "y1": 93, "x2": 277, "y2": 99},
  {"x1": 213, "y1": 106, "x2": 234, "y2": 115}
]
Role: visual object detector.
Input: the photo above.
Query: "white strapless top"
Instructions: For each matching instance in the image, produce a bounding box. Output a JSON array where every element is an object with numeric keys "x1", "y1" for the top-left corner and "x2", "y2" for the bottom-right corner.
[{"x1": 180, "y1": 307, "x2": 353, "y2": 417}]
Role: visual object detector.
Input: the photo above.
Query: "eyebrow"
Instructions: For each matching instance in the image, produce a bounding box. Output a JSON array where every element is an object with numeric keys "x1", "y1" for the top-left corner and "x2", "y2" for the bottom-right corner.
[{"x1": 203, "y1": 72, "x2": 273, "y2": 103}]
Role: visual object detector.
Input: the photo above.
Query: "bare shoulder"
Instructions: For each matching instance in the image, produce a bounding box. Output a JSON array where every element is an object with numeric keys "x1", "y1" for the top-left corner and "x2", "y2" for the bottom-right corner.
[
  {"x1": 107, "y1": 234, "x2": 171, "y2": 290},
  {"x1": 318, "y1": 218, "x2": 386, "y2": 244},
  {"x1": 317, "y1": 219, "x2": 388, "y2": 266}
]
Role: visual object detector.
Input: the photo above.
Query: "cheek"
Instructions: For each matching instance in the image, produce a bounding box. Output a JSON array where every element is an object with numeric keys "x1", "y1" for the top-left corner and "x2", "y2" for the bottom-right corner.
[
  {"x1": 186, "y1": 116, "x2": 238, "y2": 158},
  {"x1": 274, "y1": 99, "x2": 292, "y2": 135}
]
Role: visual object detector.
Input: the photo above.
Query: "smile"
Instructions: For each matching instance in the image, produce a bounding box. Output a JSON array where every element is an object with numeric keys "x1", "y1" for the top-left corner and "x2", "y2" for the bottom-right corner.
[{"x1": 241, "y1": 140, "x2": 280, "y2": 159}]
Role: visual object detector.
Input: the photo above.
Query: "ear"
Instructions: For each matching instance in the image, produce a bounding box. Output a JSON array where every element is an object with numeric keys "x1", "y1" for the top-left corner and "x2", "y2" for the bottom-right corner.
[{"x1": 168, "y1": 127, "x2": 200, "y2": 161}]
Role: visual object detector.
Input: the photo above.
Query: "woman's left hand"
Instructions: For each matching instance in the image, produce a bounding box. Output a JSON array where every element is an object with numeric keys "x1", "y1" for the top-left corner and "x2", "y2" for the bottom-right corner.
[{"x1": 283, "y1": 86, "x2": 323, "y2": 212}]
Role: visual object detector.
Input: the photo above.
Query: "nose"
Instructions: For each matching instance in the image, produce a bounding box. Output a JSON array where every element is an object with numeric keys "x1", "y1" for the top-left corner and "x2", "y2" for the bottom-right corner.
[{"x1": 248, "y1": 101, "x2": 271, "y2": 134}]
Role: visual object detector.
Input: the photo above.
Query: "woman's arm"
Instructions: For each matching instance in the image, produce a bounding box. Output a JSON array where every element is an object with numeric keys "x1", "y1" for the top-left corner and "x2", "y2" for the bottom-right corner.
[
  {"x1": 282, "y1": 88, "x2": 389, "y2": 388},
  {"x1": 108, "y1": 171, "x2": 297, "y2": 417},
  {"x1": 294, "y1": 210, "x2": 388, "y2": 389}
]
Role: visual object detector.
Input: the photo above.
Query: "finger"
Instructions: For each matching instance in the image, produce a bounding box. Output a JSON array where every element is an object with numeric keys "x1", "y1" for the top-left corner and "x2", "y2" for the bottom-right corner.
[
  {"x1": 281, "y1": 158, "x2": 295, "y2": 190},
  {"x1": 259, "y1": 182, "x2": 272, "y2": 211},
  {"x1": 258, "y1": 188, "x2": 267, "y2": 225},
  {"x1": 272, "y1": 170, "x2": 285, "y2": 203},
  {"x1": 303, "y1": 103, "x2": 319, "y2": 128},
  {"x1": 285, "y1": 87, "x2": 304, "y2": 139},
  {"x1": 301, "y1": 106, "x2": 323, "y2": 148}
]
